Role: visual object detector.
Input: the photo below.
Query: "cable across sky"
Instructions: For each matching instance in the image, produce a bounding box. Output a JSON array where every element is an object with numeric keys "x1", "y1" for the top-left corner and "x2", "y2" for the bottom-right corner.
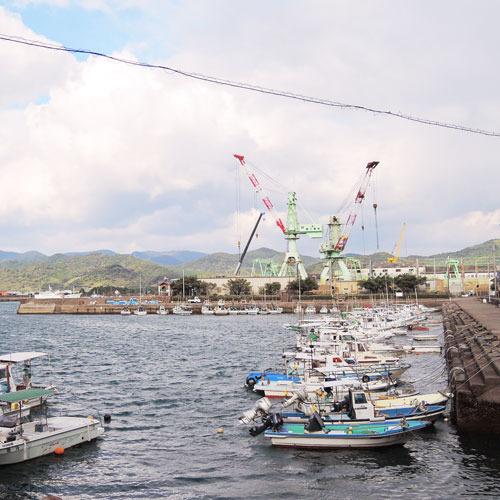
[{"x1": 1, "y1": 32, "x2": 499, "y2": 138}]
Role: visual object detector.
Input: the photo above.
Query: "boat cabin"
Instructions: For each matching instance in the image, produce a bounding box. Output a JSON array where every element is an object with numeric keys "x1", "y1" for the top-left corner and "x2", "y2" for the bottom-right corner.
[{"x1": 347, "y1": 389, "x2": 378, "y2": 420}]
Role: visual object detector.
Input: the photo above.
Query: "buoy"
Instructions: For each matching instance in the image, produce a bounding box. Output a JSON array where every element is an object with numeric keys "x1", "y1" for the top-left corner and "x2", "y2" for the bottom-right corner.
[
  {"x1": 217, "y1": 428, "x2": 224, "y2": 434},
  {"x1": 104, "y1": 414, "x2": 111, "y2": 423},
  {"x1": 54, "y1": 447, "x2": 64, "y2": 455}
]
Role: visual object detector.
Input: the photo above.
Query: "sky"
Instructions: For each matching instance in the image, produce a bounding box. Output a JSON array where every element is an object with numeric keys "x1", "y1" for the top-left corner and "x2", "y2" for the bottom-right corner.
[{"x1": 0, "y1": 0, "x2": 499, "y2": 260}]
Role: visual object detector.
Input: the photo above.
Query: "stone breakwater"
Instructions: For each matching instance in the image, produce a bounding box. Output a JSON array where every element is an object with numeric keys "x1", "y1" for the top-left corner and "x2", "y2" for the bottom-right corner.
[{"x1": 443, "y1": 298, "x2": 500, "y2": 433}]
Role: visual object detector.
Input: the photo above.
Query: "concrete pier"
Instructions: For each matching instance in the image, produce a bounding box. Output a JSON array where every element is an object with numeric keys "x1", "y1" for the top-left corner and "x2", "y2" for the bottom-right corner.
[
  {"x1": 15, "y1": 297, "x2": 447, "y2": 314},
  {"x1": 444, "y1": 298, "x2": 500, "y2": 433}
]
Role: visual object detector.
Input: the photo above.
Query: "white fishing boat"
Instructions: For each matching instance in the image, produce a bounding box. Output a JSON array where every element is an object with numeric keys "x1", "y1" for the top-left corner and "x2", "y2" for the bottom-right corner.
[
  {"x1": 247, "y1": 305, "x2": 259, "y2": 315},
  {"x1": 253, "y1": 375, "x2": 395, "y2": 399},
  {"x1": 214, "y1": 300, "x2": 229, "y2": 316},
  {"x1": 371, "y1": 391, "x2": 451, "y2": 409},
  {"x1": 404, "y1": 344, "x2": 442, "y2": 354},
  {"x1": 133, "y1": 275, "x2": 147, "y2": 315},
  {"x1": 120, "y1": 307, "x2": 132, "y2": 316},
  {"x1": 201, "y1": 302, "x2": 215, "y2": 315},
  {"x1": 268, "y1": 305, "x2": 283, "y2": 314},
  {"x1": 413, "y1": 334, "x2": 439, "y2": 341},
  {"x1": 0, "y1": 389, "x2": 104, "y2": 465},
  {"x1": 173, "y1": 304, "x2": 193, "y2": 315},
  {"x1": 319, "y1": 305, "x2": 329, "y2": 314},
  {"x1": 0, "y1": 353, "x2": 56, "y2": 410},
  {"x1": 134, "y1": 306, "x2": 147, "y2": 316},
  {"x1": 305, "y1": 305, "x2": 316, "y2": 315},
  {"x1": 156, "y1": 305, "x2": 169, "y2": 315}
]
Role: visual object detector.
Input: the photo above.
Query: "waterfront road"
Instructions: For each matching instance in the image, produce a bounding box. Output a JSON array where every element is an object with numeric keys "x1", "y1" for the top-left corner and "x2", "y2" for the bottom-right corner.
[{"x1": 454, "y1": 297, "x2": 500, "y2": 337}]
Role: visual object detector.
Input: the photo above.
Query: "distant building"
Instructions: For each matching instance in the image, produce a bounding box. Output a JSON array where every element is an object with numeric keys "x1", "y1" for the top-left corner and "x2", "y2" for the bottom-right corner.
[
  {"x1": 157, "y1": 277, "x2": 174, "y2": 296},
  {"x1": 199, "y1": 276, "x2": 294, "y2": 295}
]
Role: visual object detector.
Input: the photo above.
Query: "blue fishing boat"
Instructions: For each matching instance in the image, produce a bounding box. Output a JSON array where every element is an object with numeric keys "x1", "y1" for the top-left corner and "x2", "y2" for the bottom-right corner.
[{"x1": 264, "y1": 414, "x2": 430, "y2": 449}]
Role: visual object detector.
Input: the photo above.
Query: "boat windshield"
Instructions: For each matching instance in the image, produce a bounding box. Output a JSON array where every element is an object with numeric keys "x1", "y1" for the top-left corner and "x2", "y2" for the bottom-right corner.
[{"x1": 354, "y1": 393, "x2": 368, "y2": 404}]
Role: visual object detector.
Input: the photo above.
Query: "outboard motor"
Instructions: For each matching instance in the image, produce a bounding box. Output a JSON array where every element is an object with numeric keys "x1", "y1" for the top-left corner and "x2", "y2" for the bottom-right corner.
[
  {"x1": 282, "y1": 388, "x2": 308, "y2": 409},
  {"x1": 340, "y1": 394, "x2": 350, "y2": 411},
  {"x1": 332, "y1": 401, "x2": 343, "y2": 413},
  {"x1": 323, "y1": 386, "x2": 333, "y2": 396},
  {"x1": 249, "y1": 412, "x2": 284, "y2": 436},
  {"x1": 304, "y1": 411, "x2": 325, "y2": 433},
  {"x1": 239, "y1": 397, "x2": 273, "y2": 424},
  {"x1": 245, "y1": 374, "x2": 261, "y2": 388}
]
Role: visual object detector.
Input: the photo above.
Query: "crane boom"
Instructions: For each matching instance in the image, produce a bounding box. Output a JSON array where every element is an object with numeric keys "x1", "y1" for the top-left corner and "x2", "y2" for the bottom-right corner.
[
  {"x1": 335, "y1": 161, "x2": 378, "y2": 251},
  {"x1": 388, "y1": 222, "x2": 406, "y2": 263},
  {"x1": 234, "y1": 212, "x2": 265, "y2": 275},
  {"x1": 234, "y1": 155, "x2": 286, "y2": 234}
]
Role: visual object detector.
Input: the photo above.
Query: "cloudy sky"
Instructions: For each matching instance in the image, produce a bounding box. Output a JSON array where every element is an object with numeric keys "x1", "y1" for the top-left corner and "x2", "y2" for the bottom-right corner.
[{"x1": 0, "y1": 1, "x2": 499, "y2": 259}]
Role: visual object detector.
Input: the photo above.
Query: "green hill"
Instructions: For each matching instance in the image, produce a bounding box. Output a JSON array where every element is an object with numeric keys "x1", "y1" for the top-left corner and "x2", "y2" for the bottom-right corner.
[
  {"x1": 0, "y1": 253, "x2": 180, "y2": 292},
  {"x1": 427, "y1": 239, "x2": 500, "y2": 263},
  {"x1": 1, "y1": 239, "x2": 499, "y2": 292},
  {"x1": 170, "y1": 247, "x2": 320, "y2": 277}
]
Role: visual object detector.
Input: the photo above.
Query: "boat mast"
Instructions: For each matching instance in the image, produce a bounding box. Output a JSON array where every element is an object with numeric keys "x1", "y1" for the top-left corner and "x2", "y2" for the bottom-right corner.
[{"x1": 182, "y1": 265, "x2": 185, "y2": 301}]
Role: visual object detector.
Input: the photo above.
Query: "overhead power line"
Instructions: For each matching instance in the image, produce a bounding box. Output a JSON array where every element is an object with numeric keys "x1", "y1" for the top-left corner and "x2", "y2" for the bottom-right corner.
[{"x1": 1, "y1": 33, "x2": 499, "y2": 138}]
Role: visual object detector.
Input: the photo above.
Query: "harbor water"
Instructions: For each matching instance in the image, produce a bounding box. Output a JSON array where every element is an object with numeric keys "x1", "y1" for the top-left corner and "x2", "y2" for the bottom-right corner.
[{"x1": 1, "y1": 302, "x2": 500, "y2": 499}]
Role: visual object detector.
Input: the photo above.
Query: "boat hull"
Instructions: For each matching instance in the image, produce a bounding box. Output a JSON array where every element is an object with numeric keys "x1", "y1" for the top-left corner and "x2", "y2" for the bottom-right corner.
[
  {"x1": 372, "y1": 392, "x2": 451, "y2": 409},
  {"x1": 0, "y1": 417, "x2": 104, "y2": 465},
  {"x1": 265, "y1": 421, "x2": 428, "y2": 449},
  {"x1": 282, "y1": 405, "x2": 445, "y2": 424}
]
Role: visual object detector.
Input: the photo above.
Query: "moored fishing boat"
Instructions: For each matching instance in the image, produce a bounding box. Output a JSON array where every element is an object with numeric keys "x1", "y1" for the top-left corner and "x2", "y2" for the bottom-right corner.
[
  {"x1": 268, "y1": 305, "x2": 283, "y2": 314},
  {"x1": 0, "y1": 353, "x2": 56, "y2": 410},
  {"x1": 0, "y1": 389, "x2": 104, "y2": 465},
  {"x1": 247, "y1": 304, "x2": 259, "y2": 315},
  {"x1": 281, "y1": 389, "x2": 445, "y2": 424},
  {"x1": 371, "y1": 391, "x2": 451, "y2": 409},
  {"x1": 173, "y1": 304, "x2": 193, "y2": 315},
  {"x1": 134, "y1": 305, "x2": 147, "y2": 316},
  {"x1": 241, "y1": 391, "x2": 445, "y2": 427},
  {"x1": 201, "y1": 301, "x2": 215, "y2": 315},
  {"x1": 156, "y1": 305, "x2": 169, "y2": 315},
  {"x1": 404, "y1": 344, "x2": 442, "y2": 354},
  {"x1": 263, "y1": 418, "x2": 430, "y2": 449},
  {"x1": 214, "y1": 300, "x2": 229, "y2": 316}
]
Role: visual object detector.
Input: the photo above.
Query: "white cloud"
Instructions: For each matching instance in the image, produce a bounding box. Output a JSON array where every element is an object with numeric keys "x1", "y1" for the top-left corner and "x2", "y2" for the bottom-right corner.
[{"x1": 0, "y1": 1, "x2": 499, "y2": 258}]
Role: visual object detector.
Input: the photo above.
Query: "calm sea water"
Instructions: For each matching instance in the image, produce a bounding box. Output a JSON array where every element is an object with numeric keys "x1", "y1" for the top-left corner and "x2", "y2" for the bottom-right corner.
[{"x1": 0, "y1": 302, "x2": 500, "y2": 499}]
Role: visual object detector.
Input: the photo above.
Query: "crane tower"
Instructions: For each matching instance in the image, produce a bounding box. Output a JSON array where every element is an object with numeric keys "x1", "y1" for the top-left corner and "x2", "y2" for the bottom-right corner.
[
  {"x1": 234, "y1": 154, "x2": 323, "y2": 279},
  {"x1": 279, "y1": 191, "x2": 323, "y2": 278},
  {"x1": 320, "y1": 161, "x2": 379, "y2": 290}
]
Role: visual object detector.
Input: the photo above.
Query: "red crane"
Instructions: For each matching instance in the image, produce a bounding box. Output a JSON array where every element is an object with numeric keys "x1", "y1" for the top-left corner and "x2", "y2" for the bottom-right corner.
[
  {"x1": 234, "y1": 154, "x2": 286, "y2": 234},
  {"x1": 335, "y1": 161, "x2": 379, "y2": 251}
]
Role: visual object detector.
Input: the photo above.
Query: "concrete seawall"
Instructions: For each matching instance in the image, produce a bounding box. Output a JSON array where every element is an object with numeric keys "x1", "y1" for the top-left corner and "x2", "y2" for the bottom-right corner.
[
  {"x1": 16, "y1": 297, "x2": 448, "y2": 314},
  {"x1": 444, "y1": 298, "x2": 500, "y2": 433}
]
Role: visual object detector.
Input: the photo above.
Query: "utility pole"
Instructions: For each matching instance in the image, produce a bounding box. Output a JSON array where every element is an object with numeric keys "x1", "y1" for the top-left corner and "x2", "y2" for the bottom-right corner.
[
  {"x1": 475, "y1": 259, "x2": 478, "y2": 296},
  {"x1": 494, "y1": 244, "x2": 498, "y2": 299},
  {"x1": 447, "y1": 259, "x2": 451, "y2": 301}
]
